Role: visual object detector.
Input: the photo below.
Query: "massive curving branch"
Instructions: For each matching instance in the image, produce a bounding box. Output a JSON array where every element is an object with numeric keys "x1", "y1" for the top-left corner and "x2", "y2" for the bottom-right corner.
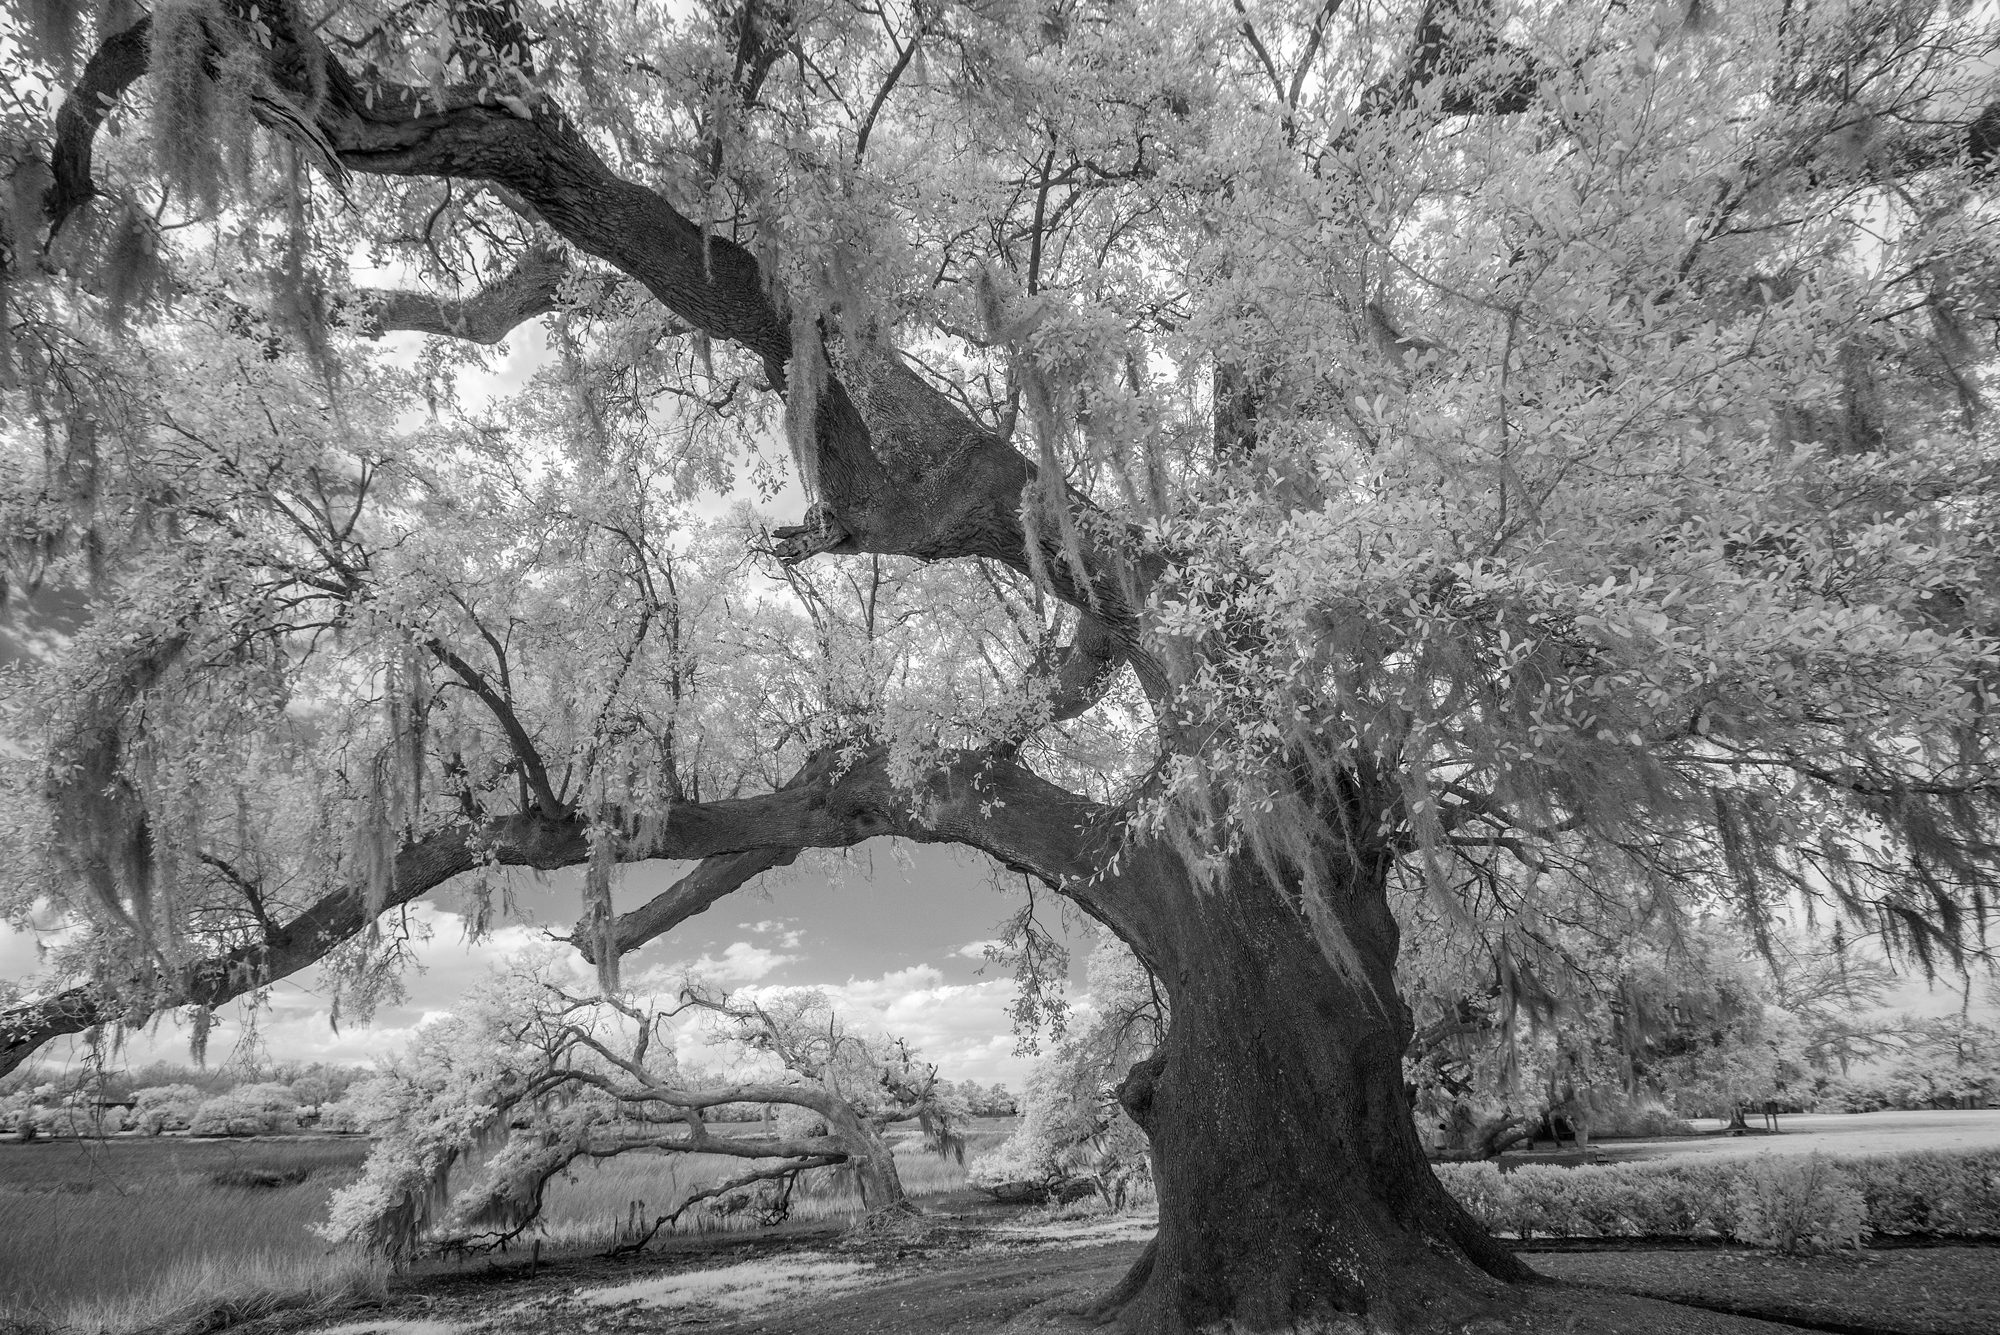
[
  {"x1": 4, "y1": 819, "x2": 489, "y2": 1077},
  {"x1": 575, "y1": 613, "x2": 1135, "y2": 967},
  {"x1": 41, "y1": 17, "x2": 152, "y2": 238},
  {"x1": 329, "y1": 83, "x2": 1161, "y2": 672},
  {"x1": 39, "y1": 6, "x2": 1164, "y2": 686},
  {"x1": 2, "y1": 743, "x2": 1148, "y2": 1078}
]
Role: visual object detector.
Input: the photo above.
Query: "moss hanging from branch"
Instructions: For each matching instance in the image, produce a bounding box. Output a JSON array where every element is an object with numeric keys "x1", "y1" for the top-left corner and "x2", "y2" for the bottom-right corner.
[
  {"x1": 147, "y1": 0, "x2": 233, "y2": 213},
  {"x1": 784, "y1": 300, "x2": 826, "y2": 501},
  {"x1": 353, "y1": 755, "x2": 398, "y2": 919},
  {"x1": 583, "y1": 824, "x2": 620, "y2": 994}
]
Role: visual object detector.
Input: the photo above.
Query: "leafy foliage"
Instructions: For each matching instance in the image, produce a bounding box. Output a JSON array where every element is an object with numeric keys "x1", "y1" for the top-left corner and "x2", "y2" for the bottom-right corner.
[{"x1": 971, "y1": 932, "x2": 1160, "y2": 1205}]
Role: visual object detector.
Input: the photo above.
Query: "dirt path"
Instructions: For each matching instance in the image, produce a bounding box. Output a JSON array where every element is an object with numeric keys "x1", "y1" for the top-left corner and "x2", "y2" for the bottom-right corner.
[
  {"x1": 651, "y1": 1243, "x2": 1143, "y2": 1335},
  {"x1": 272, "y1": 1224, "x2": 1918, "y2": 1335}
]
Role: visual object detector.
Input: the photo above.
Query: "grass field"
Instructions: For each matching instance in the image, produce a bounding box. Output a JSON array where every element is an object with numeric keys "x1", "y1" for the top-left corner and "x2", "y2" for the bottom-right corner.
[
  {"x1": 0, "y1": 1136, "x2": 378, "y2": 1333},
  {"x1": 0, "y1": 1118, "x2": 1019, "y2": 1332}
]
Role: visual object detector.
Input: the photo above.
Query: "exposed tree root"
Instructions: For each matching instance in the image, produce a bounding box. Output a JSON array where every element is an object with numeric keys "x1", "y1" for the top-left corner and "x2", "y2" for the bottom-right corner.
[{"x1": 841, "y1": 1198, "x2": 931, "y2": 1245}]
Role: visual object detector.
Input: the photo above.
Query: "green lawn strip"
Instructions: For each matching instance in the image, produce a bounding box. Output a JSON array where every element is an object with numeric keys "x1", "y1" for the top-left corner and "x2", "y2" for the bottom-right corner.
[{"x1": 1526, "y1": 1248, "x2": 2000, "y2": 1335}]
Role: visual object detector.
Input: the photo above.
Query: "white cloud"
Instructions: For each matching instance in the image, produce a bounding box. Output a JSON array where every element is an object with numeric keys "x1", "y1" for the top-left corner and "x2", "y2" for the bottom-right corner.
[
  {"x1": 955, "y1": 939, "x2": 1005, "y2": 961},
  {"x1": 820, "y1": 965, "x2": 1033, "y2": 1088},
  {"x1": 641, "y1": 940, "x2": 800, "y2": 988},
  {"x1": 738, "y1": 919, "x2": 806, "y2": 948}
]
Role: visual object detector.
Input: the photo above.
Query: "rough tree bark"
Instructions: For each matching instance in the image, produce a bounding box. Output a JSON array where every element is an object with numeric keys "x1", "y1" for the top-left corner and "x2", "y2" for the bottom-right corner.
[{"x1": 1093, "y1": 841, "x2": 1531, "y2": 1329}]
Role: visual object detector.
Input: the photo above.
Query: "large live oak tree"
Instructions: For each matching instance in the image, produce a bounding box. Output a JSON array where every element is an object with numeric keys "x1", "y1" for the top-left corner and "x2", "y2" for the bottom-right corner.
[{"x1": 5, "y1": 0, "x2": 2000, "y2": 1329}]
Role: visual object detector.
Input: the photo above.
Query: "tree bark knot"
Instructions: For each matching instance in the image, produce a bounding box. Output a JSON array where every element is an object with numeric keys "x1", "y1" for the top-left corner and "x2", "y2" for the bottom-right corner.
[{"x1": 769, "y1": 502, "x2": 851, "y2": 564}]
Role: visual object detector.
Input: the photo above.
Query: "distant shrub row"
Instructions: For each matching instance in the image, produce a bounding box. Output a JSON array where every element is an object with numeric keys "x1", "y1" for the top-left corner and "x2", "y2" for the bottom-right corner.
[
  {"x1": 1436, "y1": 1149, "x2": 2000, "y2": 1252},
  {"x1": 4, "y1": 1082, "x2": 378, "y2": 1140}
]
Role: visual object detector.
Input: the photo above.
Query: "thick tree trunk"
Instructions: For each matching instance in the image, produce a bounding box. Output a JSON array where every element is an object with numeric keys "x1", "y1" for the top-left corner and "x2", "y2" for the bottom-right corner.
[
  {"x1": 1110, "y1": 853, "x2": 1529, "y2": 1333},
  {"x1": 823, "y1": 1104, "x2": 908, "y2": 1214}
]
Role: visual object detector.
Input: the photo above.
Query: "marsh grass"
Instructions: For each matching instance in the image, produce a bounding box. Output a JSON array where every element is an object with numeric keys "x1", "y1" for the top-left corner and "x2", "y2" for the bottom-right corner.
[
  {"x1": 0, "y1": 1119, "x2": 1024, "y2": 1327},
  {"x1": 0, "y1": 1136, "x2": 378, "y2": 1335},
  {"x1": 0, "y1": 1119, "x2": 1023, "y2": 1329},
  {"x1": 527, "y1": 1119, "x2": 1016, "y2": 1250}
]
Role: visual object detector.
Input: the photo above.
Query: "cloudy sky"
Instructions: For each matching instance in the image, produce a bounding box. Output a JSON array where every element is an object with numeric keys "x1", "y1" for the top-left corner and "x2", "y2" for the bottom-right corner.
[{"x1": 0, "y1": 839, "x2": 1097, "y2": 1091}]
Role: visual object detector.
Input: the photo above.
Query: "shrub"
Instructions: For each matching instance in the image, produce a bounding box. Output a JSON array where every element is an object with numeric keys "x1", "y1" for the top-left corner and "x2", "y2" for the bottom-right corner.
[
  {"x1": 0, "y1": 1092, "x2": 33, "y2": 1135},
  {"x1": 1731, "y1": 1155, "x2": 1867, "y2": 1253},
  {"x1": 25, "y1": 1104, "x2": 126, "y2": 1137},
  {"x1": 1435, "y1": 1148, "x2": 2000, "y2": 1250},
  {"x1": 29, "y1": 1106, "x2": 74, "y2": 1137},
  {"x1": 316, "y1": 1098, "x2": 372, "y2": 1134},
  {"x1": 1841, "y1": 1149, "x2": 2000, "y2": 1236},
  {"x1": 1432, "y1": 1162, "x2": 1507, "y2": 1232},
  {"x1": 1622, "y1": 1162, "x2": 1738, "y2": 1237},
  {"x1": 134, "y1": 1084, "x2": 205, "y2": 1135},
  {"x1": 1589, "y1": 1101, "x2": 1697, "y2": 1140},
  {"x1": 188, "y1": 1084, "x2": 300, "y2": 1137},
  {"x1": 1810, "y1": 1077, "x2": 1893, "y2": 1114}
]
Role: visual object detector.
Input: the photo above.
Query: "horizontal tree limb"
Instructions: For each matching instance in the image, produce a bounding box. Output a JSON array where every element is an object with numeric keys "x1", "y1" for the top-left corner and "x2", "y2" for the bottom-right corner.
[
  {"x1": 355, "y1": 243, "x2": 590, "y2": 345},
  {"x1": 574, "y1": 846, "x2": 804, "y2": 964},
  {"x1": 1, "y1": 745, "x2": 1151, "y2": 1079}
]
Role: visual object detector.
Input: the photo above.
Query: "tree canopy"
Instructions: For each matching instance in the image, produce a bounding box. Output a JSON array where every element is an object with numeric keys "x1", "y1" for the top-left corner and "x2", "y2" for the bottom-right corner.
[{"x1": 4, "y1": 0, "x2": 1999, "y2": 1327}]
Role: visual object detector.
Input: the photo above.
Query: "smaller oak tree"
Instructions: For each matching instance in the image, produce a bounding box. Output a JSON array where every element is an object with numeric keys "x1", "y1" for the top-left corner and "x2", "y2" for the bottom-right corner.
[{"x1": 320, "y1": 951, "x2": 961, "y2": 1259}]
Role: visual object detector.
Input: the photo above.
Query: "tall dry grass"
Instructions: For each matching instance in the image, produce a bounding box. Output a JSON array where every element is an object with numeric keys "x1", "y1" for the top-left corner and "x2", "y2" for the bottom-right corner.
[
  {"x1": 0, "y1": 1136, "x2": 380, "y2": 1335},
  {"x1": 529, "y1": 1121, "x2": 1002, "y2": 1249},
  {"x1": 0, "y1": 1119, "x2": 1023, "y2": 1329},
  {"x1": 0, "y1": 1119, "x2": 1022, "y2": 1328}
]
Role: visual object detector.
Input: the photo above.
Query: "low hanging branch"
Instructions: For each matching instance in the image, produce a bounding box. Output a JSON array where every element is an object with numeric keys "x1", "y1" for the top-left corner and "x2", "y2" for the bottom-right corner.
[
  {"x1": 604, "y1": 1155, "x2": 843, "y2": 1257},
  {"x1": 321, "y1": 966, "x2": 964, "y2": 1259},
  {"x1": 3, "y1": 743, "x2": 1154, "y2": 1080}
]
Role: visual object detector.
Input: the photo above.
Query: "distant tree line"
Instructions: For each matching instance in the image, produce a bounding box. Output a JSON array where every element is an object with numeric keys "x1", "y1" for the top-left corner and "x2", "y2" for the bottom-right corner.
[
  {"x1": 3, "y1": 1058, "x2": 387, "y2": 1138},
  {"x1": 1401, "y1": 901, "x2": 2000, "y2": 1158},
  {"x1": 1, "y1": 1048, "x2": 1017, "y2": 1142}
]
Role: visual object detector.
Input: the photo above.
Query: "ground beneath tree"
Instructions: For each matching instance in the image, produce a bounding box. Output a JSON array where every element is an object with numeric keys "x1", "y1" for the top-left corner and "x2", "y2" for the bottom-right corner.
[
  {"x1": 1525, "y1": 1247, "x2": 2000, "y2": 1335},
  {"x1": 205, "y1": 1212, "x2": 1995, "y2": 1335}
]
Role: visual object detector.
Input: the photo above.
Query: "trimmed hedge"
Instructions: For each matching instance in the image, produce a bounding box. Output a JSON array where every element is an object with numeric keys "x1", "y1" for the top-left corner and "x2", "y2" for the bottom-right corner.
[{"x1": 1435, "y1": 1148, "x2": 2000, "y2": 1252}]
